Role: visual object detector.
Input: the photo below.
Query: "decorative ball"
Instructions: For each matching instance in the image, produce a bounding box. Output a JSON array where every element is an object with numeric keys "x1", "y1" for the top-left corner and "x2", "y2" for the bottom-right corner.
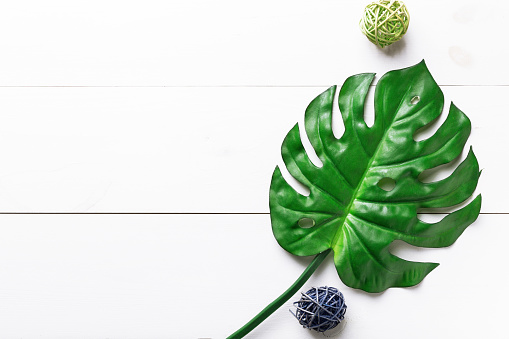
[
  {"x1": 291, "y1": 286, "x2": 347, "y2": 333},
  {"x1": 360, "y1": 0, "x2": 410, "y2": 48}
]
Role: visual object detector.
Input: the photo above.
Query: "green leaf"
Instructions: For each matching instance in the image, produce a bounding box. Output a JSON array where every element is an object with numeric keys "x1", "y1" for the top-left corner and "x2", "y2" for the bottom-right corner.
[{"x1": 269, "y1": 61, "x2": 481, "y2": 293}]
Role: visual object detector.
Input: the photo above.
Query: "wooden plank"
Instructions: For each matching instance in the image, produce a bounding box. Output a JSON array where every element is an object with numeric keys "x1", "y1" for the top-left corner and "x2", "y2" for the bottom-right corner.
[
  {"x1": 0, "y1": 213, "x2": 503, "y2": 338},
  {"x1": 0, "y1": 0, "x2": 506, "y2": 86},
  {"x1": 0, "y1": 85, "x2": 499, "y2": 212}
]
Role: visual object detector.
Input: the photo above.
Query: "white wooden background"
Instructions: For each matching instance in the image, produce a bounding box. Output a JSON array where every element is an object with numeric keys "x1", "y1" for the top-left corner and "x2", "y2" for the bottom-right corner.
[{"x1": 0, "y1": 0, "x2": 507, "y2": 338}]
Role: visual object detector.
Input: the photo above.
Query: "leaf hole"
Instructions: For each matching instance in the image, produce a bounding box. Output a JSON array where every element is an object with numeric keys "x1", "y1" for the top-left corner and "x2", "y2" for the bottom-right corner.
[
  {"x1": 298, "y1": 218, "x2": 315, "y2": 229},
  {"x1": 413, "y1": 114, "x2": 442, "y2": 142},
  {"x1": 299, "y1": 122, "x2": 323, "y2": 168},
  {"x1": 363, "y1": 84, "x2": 375, "y2": 127},
  {"x1": 389, "y1": 240, "x2": 437, "y2": 262},
  {"x1": 410, "y1": 96, "x2": 420, "y2": 105},
  {"x1": 418, "y1": 153, "x2": 463, "y2": 183},
  {"x1": 417, "y1": 193, "x2": 478, "y2": 220},
  {"x1": 416, "y1": 212, "x2": 447, "y2": 224},
  {"x1": 277, "y1": 164, "x2": 311, "y2": 196},
  {"x1": 377, "y1": 177, "x2": 396, "y2": 191},
  {"x1": 332, "y1": 86, "x2": 346, "y2": 139}
]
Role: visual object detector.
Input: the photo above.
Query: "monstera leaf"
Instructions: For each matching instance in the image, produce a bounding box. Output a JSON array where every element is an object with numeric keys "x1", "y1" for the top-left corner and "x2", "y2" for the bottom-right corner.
[
  {"x1": 270, "y1": 61, "x2": 481, "y2": 293},
  {"x1": 228, "y1": 62, "x2": 482, "y2": 339}
]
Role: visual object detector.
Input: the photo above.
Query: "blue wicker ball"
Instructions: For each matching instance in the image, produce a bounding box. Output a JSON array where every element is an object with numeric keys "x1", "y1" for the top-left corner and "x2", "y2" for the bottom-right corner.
[{"x1": 292, "y1": 286, "x2": 347, "y2": 332}]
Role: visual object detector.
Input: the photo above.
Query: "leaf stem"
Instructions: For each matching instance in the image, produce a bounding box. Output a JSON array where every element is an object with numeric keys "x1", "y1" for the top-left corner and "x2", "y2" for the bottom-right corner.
[{"x1": 226, "y1": 249, "x2": 331, "y2": 339}]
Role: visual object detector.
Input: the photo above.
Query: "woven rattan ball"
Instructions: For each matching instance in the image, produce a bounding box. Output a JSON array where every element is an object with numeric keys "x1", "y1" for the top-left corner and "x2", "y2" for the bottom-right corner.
[
  {"x1": 360, "y1": 0, "x2": 410, "y2": 48},
  {"x1": 291, "y1": 286, "x2": 347, "y2": 333}
]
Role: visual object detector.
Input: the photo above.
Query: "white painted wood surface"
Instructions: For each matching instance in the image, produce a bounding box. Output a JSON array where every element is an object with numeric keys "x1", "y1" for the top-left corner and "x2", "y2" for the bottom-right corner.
[
  {"x1": 0, "y1": 214, "x2": 505, "y2": 338},
  {"x1": 0, "y1": 0, "x2": 507, "y2": 338},
  {"x1": 0, "y1": 85, "x2": 497, "y2": 212},
  {"x1": 0, "y1": 0, "x2": 507, "y2": 86}
]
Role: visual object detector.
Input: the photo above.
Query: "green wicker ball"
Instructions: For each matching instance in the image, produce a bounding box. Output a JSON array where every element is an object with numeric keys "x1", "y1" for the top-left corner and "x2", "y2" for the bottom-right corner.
[{"x1": 360, "y1": 0, "x2": 410, "y2": 48}]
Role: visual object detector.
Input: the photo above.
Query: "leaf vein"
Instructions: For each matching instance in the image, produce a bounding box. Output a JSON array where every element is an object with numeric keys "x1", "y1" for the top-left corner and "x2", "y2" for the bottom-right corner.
[
  {"x1": 371, "y1": 129, "x2": 461, "y2": 169},
  {"x1": 345, "y1": 221, "x2": 399, "y2": 274}
]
